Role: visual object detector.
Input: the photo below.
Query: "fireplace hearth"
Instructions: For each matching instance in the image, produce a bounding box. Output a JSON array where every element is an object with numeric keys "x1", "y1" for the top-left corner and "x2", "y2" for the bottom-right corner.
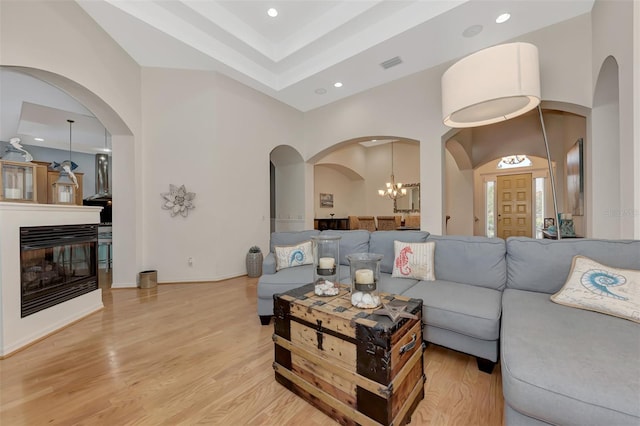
[{"x1": 20, "y1": 224, "x2": 98, "y2": 317}]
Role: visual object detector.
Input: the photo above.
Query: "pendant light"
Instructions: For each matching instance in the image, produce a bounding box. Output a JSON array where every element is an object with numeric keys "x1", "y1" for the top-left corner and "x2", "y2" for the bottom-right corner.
[
  {"x1": 52, "y1": 119, "x2": 77, "y2": 204},
  {"x1": 377, "y1": 142, "x2": 407, "y2": 200}
]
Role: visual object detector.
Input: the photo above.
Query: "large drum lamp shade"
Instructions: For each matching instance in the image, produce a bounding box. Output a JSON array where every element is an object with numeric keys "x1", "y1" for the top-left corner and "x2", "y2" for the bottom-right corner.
[{"x1": 442, "y1": 42, "x2": 541, "y2": 128}]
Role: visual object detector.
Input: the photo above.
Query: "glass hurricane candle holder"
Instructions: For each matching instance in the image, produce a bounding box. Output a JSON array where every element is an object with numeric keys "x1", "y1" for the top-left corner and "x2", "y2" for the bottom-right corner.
[
  {"x1": 312, "y1": 234, "x2": 341, "y2": 297},
  {"x1": 52, "y1": 172, "x2": 76, "y2": 205},
  {"x1": 0, "y1": 160, "x2": 36, "y2": 202},
  {"x1": 347, "y1": 253, "x2": 383, "y2": 309}
]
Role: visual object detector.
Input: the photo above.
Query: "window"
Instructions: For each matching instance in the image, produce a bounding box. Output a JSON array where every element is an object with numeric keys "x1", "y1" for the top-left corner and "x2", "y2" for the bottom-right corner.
[
  {"x1": 497, "y1": 155, "x2": 532, "y2": 169},
  {"x1": 535, "y1": 177, "x2": 545, "y2": 238},
  {"x1": 486, "y1": 181, "x2": 495, "y2": 238}
]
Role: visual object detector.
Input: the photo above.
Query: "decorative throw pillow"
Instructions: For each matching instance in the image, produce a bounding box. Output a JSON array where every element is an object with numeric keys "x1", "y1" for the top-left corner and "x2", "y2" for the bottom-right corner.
[
  {"x1": 391, "y1": 241, "x2": 435, "y2": 281},
  {"x1": 274, "y1": 241, "x2": 313, "y2": 271},
  {"x1": 551, "y1": 255, "x2": 640, "y2": 323}
]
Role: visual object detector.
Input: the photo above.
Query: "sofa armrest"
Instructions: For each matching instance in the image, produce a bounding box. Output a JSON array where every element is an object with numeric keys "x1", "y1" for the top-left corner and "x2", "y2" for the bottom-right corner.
[{"x1": 262, "y1": 252, "x2": 277, "y2": 275}]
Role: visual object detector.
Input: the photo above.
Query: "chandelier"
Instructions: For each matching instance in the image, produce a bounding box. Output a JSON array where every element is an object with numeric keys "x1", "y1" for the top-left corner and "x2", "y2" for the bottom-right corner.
[{"x1": 378, "y1": 142, "x2": 407, "y2": 200}]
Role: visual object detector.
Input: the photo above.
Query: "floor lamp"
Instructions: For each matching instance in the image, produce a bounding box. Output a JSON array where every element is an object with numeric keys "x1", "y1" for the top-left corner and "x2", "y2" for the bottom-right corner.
[{"x1": 441, "y1": 42, "x2": 561, "y2": 239}]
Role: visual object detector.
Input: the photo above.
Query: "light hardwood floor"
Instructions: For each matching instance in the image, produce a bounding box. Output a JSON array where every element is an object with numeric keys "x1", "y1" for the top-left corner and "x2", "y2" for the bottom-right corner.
[{"x1": 0, "y1": 275, "x2": 503, "y2": 425}]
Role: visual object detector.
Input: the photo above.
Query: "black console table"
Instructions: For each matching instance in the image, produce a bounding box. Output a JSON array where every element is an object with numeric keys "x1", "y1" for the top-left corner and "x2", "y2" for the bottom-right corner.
[{"x1": 314, "y1": 217, "x2": 350, "y2": 231}]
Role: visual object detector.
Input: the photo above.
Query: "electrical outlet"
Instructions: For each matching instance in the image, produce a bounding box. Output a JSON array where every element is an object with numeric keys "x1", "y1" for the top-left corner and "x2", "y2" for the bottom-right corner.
[{"x1": 188, "y1": 257, "x2": 194, "y2": 266}]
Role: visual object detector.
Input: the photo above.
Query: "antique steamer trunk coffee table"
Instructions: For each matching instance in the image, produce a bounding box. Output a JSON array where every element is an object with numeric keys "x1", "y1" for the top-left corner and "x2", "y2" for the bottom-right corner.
[{"x1": 273, "y1": 283, "x2": 426, "y2": 426}]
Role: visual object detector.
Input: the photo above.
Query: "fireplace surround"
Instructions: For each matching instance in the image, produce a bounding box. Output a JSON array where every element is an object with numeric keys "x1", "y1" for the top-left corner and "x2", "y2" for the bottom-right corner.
[{"x1": 20, "y1": 224, "x2": 98, "y2": 317}]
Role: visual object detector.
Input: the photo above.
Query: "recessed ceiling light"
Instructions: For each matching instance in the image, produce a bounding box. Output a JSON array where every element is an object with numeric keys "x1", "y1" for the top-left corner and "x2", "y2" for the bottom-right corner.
[
  {"x1": 267, "y1": 8, "x2": 278, "y2": 17},
  {"x1": 34, "y1": 137, "x2": 44, "y2": 142},
  {"x1": 462, "y1": 24, "x2": 483, "y2": 38},
  {"x1": 315, "y1": 88, "x2": 327, "y2": 95},
  {"x1": 334, "y1": 82, "x2": 343, "y2": 88},
  {"x1": 496, "y1": 13, "x2": 511, "y2": 24}
]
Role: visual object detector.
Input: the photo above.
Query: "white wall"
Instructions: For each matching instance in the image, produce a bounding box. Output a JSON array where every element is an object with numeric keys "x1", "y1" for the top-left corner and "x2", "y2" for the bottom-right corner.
[
  {"x1": 635, "y1": 1, "x2": 640, "y2": 239},
  {"x1": 276, "y1": 162, "x2": 306, "y2": 221},
  {"x1": 591, "y1": 0, "x2": 637, "y2": 238},
  {"x1": 316, "y1": 142, "x2": 367, "y2": 179},
  {"x1": 142, "y1": 69, "x2": 303, "y2": 281},
  {"x1": 444, "y1": 150, "x2": 474, "y2": 235},
  {"x1": 314, "y1": 165, "x2": 365, "y2": 218}
]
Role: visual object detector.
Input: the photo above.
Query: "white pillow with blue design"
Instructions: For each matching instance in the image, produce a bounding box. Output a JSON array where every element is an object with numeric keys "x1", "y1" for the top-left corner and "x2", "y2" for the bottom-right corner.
[
  {"x1": 274, "y1": 240, "x2": 313, "y2": 271},
  {"x1": 551, "y1": 255, "x2": 640, "y2": 323}
]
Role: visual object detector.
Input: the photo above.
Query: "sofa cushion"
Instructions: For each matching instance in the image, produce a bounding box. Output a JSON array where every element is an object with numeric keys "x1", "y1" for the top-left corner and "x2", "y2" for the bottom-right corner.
[
  {"x1": 402, "y1": 279, "x2": 502, "y2": 341},
  {"x1": 377, "y1": 273, "x2": 420, "y2": 295},
  {"x1": 550, "y1": 256, "x2": 640, "y2": 323},
  {"x1": 321, "y1": 230, "x2": 370, "y2": 266},
  {"x1": 257, "y1": 265, "x2": 313, "y2": 299},
  {"x1": 427, "y1": 235, "x2": 507, "y2": 290},
  {"x1": 274, "y1": 240, "x2": 313, "y2": 271},
  {"x1": 391, "y1": 240, "x2": 435, "y2": 281},
  {"x1": 269, "y1": 230, "x2": 320, "y2": 253},
  {"x1": 501, "y1": 289, "x2": 640, "y2": 425},
  {"x1": 506, "y1": 237, "x2": 640, "y2": 293},
  {"x1": 369, "y1": 230, "x2": 429, "y2": 274}
]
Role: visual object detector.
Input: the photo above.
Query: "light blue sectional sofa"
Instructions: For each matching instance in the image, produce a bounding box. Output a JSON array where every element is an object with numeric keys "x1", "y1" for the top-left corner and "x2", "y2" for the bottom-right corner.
[
  {"x1": 502, "y1": 237, "x2": 640, "y2": 425},
  {"x1": 257, "y1": 230, "x2": 640, "y2": 425},
  {"x1": 258, "y1": 229, "x2": 506, "y2": 372}
]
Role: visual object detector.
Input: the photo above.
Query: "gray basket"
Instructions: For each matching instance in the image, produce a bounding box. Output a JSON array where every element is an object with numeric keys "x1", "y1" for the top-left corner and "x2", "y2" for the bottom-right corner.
[
  {"x1": 246, "y1": 252, "x2": 263, "y2": 278},
  {"x1": 138, "y1": 270, "x2": 158, "y2": 288}
]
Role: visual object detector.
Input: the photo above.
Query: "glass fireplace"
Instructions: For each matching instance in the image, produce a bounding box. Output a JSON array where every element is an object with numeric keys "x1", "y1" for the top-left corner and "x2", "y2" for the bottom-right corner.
[{"x1": 20, "y1": 224, "x2": 98, "y2": 317}]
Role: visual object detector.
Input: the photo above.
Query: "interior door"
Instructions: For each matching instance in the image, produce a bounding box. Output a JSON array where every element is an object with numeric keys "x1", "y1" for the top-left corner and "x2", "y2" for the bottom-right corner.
[{"x1": 497, "y1": 173, "x2": 532, "y2": 238}]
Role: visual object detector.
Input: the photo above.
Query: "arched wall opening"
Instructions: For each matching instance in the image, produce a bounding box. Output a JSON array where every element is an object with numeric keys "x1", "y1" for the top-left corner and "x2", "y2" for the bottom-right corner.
[
  {"x1": 0, "y1": 66, "x2": 138, "y2": 286},
  {"x1": 443, "y1": 103, "x2": 588, "y2": 237},
  {"x1": 270, "y1": 145, "x2": 305, "y2": 232},
  {"x1": 590, "y1": 56, "x2": 621, "y2": 239},
  {"x1": 310, "y1": 136, "x2": 420, "y2": 225}
]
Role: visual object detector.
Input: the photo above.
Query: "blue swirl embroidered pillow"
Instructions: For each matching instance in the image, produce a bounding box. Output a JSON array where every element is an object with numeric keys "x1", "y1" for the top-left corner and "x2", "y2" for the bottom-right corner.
[
  {"x1": 274, "y1": 241, "x2": 313, "y2": 271},
  {"x1": 551, "y1": 256, "x2": 640, "y2": 323}
]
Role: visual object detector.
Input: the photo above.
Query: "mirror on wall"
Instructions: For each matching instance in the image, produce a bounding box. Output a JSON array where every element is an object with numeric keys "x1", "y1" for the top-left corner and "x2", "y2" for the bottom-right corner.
[{"x1": 394, "y1": 183, "x2": 420, "y2": 213}]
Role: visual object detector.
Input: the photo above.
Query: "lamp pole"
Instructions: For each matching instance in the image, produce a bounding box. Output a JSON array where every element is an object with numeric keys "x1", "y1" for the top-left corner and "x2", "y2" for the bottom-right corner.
[{"x1": 537, "y1": 106, "x2": 561, "y2": 239}]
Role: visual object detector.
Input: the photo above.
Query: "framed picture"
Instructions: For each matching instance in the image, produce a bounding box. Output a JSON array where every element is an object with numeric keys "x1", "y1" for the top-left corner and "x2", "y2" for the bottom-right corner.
[
  {"x1": 544, "y1": 217, "x2": 555, "y2": 229},
  {"x1": 566, "y1": 138, "x2": 584, "y2": 216},
  {"x1": 319, "y1": 193, "x2": 333, "y2": 208}
]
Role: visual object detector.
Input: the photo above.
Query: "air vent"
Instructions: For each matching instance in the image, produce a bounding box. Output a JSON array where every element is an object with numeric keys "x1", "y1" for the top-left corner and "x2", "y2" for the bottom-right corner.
[{"x1": 380, "y1": 56, "x2": 403, "y2": 70}]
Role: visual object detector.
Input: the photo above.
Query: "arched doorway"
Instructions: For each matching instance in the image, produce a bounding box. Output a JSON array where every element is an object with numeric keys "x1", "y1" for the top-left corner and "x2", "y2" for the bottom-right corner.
[
  {"x1": 270, "y1": 145, "x2": 305, "y2": 233},
  {"x1": 0, "y1": 66, "x2": 136, "y2": 286},
  {"x1": 591, "y1": 56, "x2": 622, "y2": 238},
  {"x1": 309, "y1": 136, "x2": 420, "y2": 229},
  {"x1": 444, "y1": 105, "x2": 588, "y2": 237}
]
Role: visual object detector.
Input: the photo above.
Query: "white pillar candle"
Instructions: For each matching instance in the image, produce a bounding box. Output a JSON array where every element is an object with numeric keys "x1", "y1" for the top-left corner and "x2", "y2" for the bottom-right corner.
[
  {"x1": 319, "y1": 257, "x2": 335, "y2": 269},
  {"x1": 59, "y1": 192, "x2": 71, "y2": 203},
  {"x1": 355, "y1": 269, "x2": 374, "y2": 284}
]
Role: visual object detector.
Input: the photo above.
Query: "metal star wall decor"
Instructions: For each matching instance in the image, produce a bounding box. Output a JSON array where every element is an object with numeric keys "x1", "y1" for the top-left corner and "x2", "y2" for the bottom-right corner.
[
  {"x1": 161, "y1": 184, "x2": 195, "y2": 217},
  {"x1": 373, "y1": 301, "x2": 418, "y2": 322}
]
